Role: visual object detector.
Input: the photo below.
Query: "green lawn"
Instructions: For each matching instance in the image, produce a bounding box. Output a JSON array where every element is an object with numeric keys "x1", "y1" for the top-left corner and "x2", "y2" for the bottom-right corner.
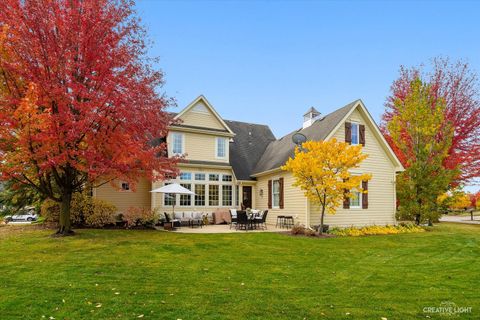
[{"x1": 0, "y1": 223, "x2": 479, "y2": 319}]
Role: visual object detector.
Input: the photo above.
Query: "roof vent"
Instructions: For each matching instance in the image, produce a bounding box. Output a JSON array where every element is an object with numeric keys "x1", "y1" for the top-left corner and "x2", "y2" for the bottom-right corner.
[{"x1": 303, "y1": 107, "x2": 321, "y2": 129}]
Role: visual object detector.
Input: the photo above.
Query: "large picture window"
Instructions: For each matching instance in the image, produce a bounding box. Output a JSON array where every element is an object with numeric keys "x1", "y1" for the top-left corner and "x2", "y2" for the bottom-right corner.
[
  {"x1": 209, "y1": 185, "x2": 219, "y2": 206},
  {"x1": 272, "y1": 180, "x2": 280, "y2": 208},
  {"x1": 222, "y1": 185, "x2": 233, "y2": 206},
  {"x1": 195, "y1": 184, "x2": 206, "y2": 206},
  {"x1": 179, "y1": 184, "x2": 192, "y2": 206}
]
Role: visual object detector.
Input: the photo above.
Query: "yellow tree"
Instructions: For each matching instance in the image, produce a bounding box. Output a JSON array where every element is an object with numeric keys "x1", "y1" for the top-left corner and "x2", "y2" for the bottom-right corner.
[
  {"x1": 282, "y1": 139, "x2": 371, "y2": 234},
  {"x1": 450, "y1": 192, "x2": 471, "y2": 211}
]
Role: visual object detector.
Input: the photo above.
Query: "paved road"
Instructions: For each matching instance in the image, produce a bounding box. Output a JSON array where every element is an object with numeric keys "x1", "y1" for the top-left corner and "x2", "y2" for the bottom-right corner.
[{"x1": 440, "y1": 215, "x2": 480, "y2": 225}]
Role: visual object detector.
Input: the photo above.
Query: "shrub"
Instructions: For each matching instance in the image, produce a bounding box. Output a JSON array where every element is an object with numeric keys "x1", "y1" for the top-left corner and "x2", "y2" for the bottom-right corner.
[
  {"x1": 290, "y1": 224, "x2": 306, "y2": 235},
  {"x1": 40, "y1": 192, "x2": 116, "y2": 228},
  {"x1": 304, "y1": 228, "x2": 316, "y2": 237},
  {"x1": 329, "y1": 223, "x2": 425, "y2": 237},
  {"x1": 83, "y1": 199, "x2": 117, "y2": 228},
  {"x1": 40, "y1": 199, "x2": 60, "y2": 224},
  {"x1": 70, "y1": 192, "x2": 92, "y2": 225},
  {"x1": 123, "y1": 206, "x2": 159, "y2": 228}
]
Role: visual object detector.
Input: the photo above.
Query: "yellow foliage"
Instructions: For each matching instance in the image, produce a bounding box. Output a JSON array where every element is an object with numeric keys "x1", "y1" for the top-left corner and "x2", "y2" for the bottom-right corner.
[
  {"x1": 282, "y1": 138, "x2": 371, "y2": 215},
  {"x1": 330, "y1": 224, "x2": 425, "y2": 237},
  {"x1": 451, "y1": 193, "x2": 471, "y2": 210}
]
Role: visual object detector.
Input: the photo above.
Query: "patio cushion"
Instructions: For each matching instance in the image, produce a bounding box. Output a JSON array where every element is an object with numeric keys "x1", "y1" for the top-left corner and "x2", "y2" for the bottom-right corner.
[
  {"x1": 174, "y1": 212, "x2": 183, "y2": 220},
  {"x1": 229, "y1": 209, "x2": 237, "y2": 218}
]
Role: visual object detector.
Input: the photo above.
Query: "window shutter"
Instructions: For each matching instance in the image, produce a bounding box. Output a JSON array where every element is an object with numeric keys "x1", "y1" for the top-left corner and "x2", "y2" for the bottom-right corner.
[
  {"x1": 343, "y1": 178, "x2": 350, "y2": 209},
  {"x1": 267, "y1": 180, "x2": 272, "y2": 209},
  {"x1": 359, "y1": 124, "x2": 365, "y2": 146},
  {"x1": 362, "y1": 180, "x2": 368, "y2": 209},
  {"x1": 279, "y1": 177, "x2": 284, "y2": 209},
  {"x1": 345, "y1": 122, "x2": 352, "y2": 144}
]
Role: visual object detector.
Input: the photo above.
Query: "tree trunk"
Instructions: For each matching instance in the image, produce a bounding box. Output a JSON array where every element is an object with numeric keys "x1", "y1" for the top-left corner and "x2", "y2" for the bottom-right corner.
[
  {"x1": 56, "y1": 191, "x2": 74, "y2": 236},
  {"x1": 319, "y1": 205, "x2": 326, "y2": 235}
]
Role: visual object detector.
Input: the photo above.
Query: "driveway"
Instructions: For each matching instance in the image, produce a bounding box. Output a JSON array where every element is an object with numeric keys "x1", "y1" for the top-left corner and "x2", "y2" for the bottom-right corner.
[{"x1": 440, "y1": 215, "x2": 480, "y2": 225}]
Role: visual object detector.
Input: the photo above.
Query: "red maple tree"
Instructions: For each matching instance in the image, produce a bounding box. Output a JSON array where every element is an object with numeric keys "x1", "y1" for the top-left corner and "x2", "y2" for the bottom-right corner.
[
  {"x1": 0, "y1": 0, "x2": 179, "y2": 235},
  {"x1": 382, "y1": 58, "x2": 480, "y2": 186}
]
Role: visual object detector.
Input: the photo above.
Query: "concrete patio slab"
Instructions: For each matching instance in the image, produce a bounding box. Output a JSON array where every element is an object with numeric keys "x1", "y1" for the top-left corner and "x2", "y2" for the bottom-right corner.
[{"x1": 159, "y1": 224, "x2": 287, "y2": 234}]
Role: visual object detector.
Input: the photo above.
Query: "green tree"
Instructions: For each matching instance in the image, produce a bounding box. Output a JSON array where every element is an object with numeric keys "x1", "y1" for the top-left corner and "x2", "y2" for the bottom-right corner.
[{"x1": 387, "y1": 78, "x2": 457, "y2": 224}]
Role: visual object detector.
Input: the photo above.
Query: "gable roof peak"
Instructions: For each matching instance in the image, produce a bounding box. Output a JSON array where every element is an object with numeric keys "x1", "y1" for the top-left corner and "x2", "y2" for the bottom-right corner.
[{"x1": 174, "y1": 95, "x2": 235, "y2": 135}]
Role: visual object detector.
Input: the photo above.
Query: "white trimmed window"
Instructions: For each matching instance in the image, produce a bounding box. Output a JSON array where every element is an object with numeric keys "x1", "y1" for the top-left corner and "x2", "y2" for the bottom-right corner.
[
  {"x1": 350, "y1": 179, "x2": 362, "y2": 209},
  {"x1": 216, "y1": 137, "x2": 227, "y2": 158},
  {"x1": 209, "y1": 185, "x2": 219, "y2": 206},
  {"x1": 180, "y1": 183, "x2": 192, "y2": 206},
  {"x1": 172, "y1": 132, "x2": 184, "y2": 154},
  {"x1": 351, "y1": 123, "x2": 359, "y2": 145},
  {"x1": 209, "y1": 174, "x2": 219, "y2": 181},
  {"x1": 235, "y1": 185, "x2": 239, "y2": 206},
  {"x1": 180, "y1": 172, "x2": 191, "y2": 180},
  {"x1": 272, "y1": 180, "x2": 280, "y2": 208},
  {"x1": 195, "y1": 184, "x2": 206, "y2": 206},
  {"x1": 222, "y1": 185, "x2": 233, "y2": 206},
  {"x1": 222, "y1": 175, "x2": 232, "y2": 182},
  {"x1": 121, "y1": 182, "x2": 130, "y2": 191},
  {"x1": 195, "y1": 173, "x2": 206, "y2": 181}
]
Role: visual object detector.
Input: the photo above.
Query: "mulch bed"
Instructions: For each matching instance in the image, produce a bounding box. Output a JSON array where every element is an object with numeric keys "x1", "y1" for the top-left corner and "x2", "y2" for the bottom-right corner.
[{"x1": 281, "y1": 231, "x2": 336, "y2": 238}]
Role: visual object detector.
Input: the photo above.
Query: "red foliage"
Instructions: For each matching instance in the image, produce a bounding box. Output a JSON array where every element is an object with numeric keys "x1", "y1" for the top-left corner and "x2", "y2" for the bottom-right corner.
[
  {"x1": 470, "y1": 191, "x2": 480, "y2": 208},
  {"x1": 382, "y1": 58, "x2": 480, "y2": 185},
  {"x1": 0, "y1": 1, "x2": 178, "y2": 218}
]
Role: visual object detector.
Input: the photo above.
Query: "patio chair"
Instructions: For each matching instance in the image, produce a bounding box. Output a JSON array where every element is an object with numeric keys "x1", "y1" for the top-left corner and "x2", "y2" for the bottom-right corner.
[
  {"x1": 190, "y1": 212, "x2": 203, "y2": 228},
  {"x1": 236, "y1": 211, "x2": 249, "y2": 231},
  {"x1": 256, "y1": 210, "x2": 268, "y2": 230},
  {"x1": 164, "y1": 212, "x2": 181, "y2": 229},
  {"x1": 229, "y1": 209, "x2": 238, "y2": 229}
]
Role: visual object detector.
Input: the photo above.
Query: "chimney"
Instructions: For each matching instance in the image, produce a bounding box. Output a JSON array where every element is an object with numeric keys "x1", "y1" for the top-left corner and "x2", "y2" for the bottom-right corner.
[{"x1": 303, "y1": 107, "x2": 321, "y2": 129}]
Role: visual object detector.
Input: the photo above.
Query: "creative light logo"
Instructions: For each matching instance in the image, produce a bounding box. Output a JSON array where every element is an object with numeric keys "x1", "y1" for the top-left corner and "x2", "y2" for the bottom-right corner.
[{"x1": 423, "y1": 301, "x2": 472, "y2": 317}]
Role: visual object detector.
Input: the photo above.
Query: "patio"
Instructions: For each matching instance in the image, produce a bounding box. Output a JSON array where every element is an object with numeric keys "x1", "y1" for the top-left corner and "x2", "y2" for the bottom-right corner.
[{"x1": 165, "y1": 223, "x2": 285, "y2": 234}]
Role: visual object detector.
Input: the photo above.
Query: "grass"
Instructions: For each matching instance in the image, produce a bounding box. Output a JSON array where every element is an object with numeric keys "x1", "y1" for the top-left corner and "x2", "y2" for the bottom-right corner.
[{"x1": 0, "y1": 223, "x2": 479, "y2": 319}]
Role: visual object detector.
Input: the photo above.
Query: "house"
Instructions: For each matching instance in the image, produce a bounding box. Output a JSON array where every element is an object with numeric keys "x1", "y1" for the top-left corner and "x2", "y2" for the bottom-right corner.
[{"x1": 94, "y1": 95, "x2": 404, "y2": 227}]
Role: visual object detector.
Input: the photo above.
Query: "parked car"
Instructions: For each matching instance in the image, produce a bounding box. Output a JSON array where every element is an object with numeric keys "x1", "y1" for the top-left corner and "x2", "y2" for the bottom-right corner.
[{"x1": 4, "y1": 208, "x2": 38, "y2": 222}]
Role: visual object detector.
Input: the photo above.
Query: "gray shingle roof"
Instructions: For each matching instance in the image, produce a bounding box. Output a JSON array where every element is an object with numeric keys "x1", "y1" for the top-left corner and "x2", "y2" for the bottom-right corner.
[
  {"x1": 251, "y1": 100, "x2": 359, "y2": 175},
  {"x1": 225, "y1": 120, "x2": 276, "y2": 180}
]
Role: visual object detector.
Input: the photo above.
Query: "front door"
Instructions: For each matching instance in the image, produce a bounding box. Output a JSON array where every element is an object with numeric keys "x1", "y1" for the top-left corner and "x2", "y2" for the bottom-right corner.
[{"x1": 242, "y1": 186, "x2": 252, "y2": 209}]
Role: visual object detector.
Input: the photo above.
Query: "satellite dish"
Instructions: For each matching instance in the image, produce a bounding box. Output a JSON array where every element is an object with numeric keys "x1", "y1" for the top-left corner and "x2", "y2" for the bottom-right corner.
[{"x1": 292, "y1": 132, "x2": 307, "y2": 146}]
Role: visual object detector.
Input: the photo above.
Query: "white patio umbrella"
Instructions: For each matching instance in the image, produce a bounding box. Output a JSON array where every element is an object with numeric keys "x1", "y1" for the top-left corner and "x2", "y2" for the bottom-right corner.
[{"x1": 150, "y1": 183, "x2": 195, "y2": 216}]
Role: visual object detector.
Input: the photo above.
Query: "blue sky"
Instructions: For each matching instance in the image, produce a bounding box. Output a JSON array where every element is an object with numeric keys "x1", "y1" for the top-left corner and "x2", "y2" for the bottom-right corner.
[{"x1": 135, "y1": 0, "x2": 480, "y2": 191}]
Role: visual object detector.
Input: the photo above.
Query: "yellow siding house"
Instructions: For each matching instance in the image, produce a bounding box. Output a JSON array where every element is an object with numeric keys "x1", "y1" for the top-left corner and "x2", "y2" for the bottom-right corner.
[{"x1": 94, "y1": 95, "x2": 403, "y2": 227}]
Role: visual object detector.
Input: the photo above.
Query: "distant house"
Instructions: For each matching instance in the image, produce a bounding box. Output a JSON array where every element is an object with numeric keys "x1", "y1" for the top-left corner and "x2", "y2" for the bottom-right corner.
[{"x1": 94, "y1": 95, "x2": 403, "y2": 227}]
